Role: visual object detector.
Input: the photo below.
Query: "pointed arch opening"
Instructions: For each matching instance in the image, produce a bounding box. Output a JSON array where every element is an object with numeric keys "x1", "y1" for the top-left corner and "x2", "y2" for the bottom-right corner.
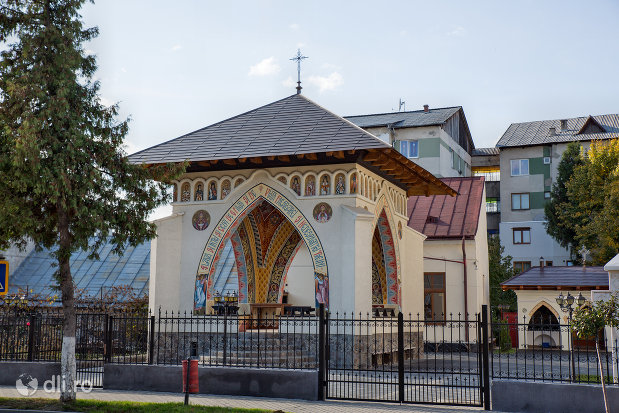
[
  {"x1": 371, "y1": 208, "x2": 399, "y2": 308},
  {"x1": 194, "y1": 183, "x2": 328, "y2": 314}
]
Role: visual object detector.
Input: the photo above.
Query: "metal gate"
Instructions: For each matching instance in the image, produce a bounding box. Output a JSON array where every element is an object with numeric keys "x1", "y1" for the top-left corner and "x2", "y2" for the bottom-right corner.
[
  {"x1": 75, "y1": 313, "x2": 107, "y2": 388},
  {"x1": 320, "y1": 306, "x2": 490, "y2": 408}
]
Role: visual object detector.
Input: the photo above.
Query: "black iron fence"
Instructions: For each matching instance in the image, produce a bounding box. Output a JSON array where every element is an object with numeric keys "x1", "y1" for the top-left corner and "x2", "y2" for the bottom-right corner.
[
  {"x1": 490, "y1": 316, "x2": 619, "y2": 386},
  {"x1": 1, "y1": 306, "x2": 618, "y2": 405}
]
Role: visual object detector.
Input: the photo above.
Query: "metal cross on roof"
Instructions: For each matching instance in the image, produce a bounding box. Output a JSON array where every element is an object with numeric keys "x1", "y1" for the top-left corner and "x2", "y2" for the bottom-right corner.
[{"x1": 290, "y1": 49, "x2": 308, "y2": 94}]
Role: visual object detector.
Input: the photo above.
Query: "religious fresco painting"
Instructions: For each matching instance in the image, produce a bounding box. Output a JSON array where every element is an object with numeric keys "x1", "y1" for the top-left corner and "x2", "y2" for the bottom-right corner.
[
  {"x1": 194, "y1": 183, "x2": 328, "y2": 313},
  {"x1": 195, "y1": 183, "x2": 204, "y2": 201},
  {"x1": 398, "y1": 221, "x2": 403, "y2": 240},
  {"x1": 181, "y1": 182, "x2": 191, "y2": 202},
  {"x1": 192, "y1": 210, "x2": 210, "y2": 231},
  {"x1": 235, "y1": 178, "x2": 245, "y2": 187},
  {"x1": 277, "y1": 176, "x2": 287, "y2": 185},
  {"x1": 207, "y1": 181, "x2": 217, "y2": 200},
  {"x1": 350, "y1": 173, "x2": 358, "y2": 194},
  {"x1": 335, "y1": 173, "x2": 345, "y2": 195},
  {"x1": 319, "y1": 174, "x2": 330, "y2": 195},
  {"x1": 290, "y1": 176, "x2": 301, "y2": 195},
  {"x1": 374, "y1": 209, "x2": 399, "y2": 305},
  {"x1": 313, "y1": 202, "x2": 332, "y2": 223},
  {"x1": 305, "y1": 176, "x2": 316, "y2": 196},
  {"x1": 173, "y1": 184, "x2": 178, "y2": 202},
  {"x1": 221, "y1": 180, "x2": 231, "y2": 200}
]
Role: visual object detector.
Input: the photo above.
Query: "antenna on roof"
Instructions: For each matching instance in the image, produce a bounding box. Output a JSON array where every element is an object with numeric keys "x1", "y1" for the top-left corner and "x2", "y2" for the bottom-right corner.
[
  {"x1": 398, "y1": 98, "x2": 406, "y2": 112},
  {"x1": 290, "y1": 49, "x2": 308, "y2": 94}
]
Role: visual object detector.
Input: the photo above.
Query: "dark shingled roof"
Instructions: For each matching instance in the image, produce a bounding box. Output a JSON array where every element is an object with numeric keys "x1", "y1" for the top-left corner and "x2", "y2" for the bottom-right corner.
[
  {"x1": 496, "y1": 114, "x2": 619, "y2": 148},
  {"x1": 128, "y1": 94, "x2": 390, "y2": 164},
  {"x1": 407, "y1": 177, "x2": 485, "y2": 239},
  {"x1": 501, "y1": 266, "x2": 609, "y2": 290},
  {"x1": 345, "y1": 107, "x2": 461, "y2": 128},
  {"x1": 472, "y1": 147, "x2": 499, "y2": 156}
]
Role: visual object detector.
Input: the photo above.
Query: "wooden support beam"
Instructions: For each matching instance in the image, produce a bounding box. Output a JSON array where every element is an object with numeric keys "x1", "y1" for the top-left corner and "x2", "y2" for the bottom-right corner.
[
  {"x1": 277, "y1": 155, "x2": 290, "y2": 162},
  {"x1": 223, "y1": 159, "x2": 237, "y2": 166},
  {"x1": 306, "y1": 152, "x2": 318, "y2": 161},
  {"x1": 267, "y1": 156, "x2": 275, "y2": 161},
  {"x1": 332, "y1": 150, "x2": 345, "y2": 159},
  {"x1": 238, "y1": 157, "x2": 248, "y2": 163},
  {"x1": 249, "y1": 157, "x2": 262, "y2": 164}
]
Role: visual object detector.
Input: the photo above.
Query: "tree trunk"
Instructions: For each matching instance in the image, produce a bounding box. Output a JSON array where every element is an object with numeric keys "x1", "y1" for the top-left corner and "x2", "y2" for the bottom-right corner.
[
  {"x1": 596, "y1": 340, "x2": 609, "y2": 413},
  {"x1": 58, "y1": 206, "x2": 76, "y2": 402}
]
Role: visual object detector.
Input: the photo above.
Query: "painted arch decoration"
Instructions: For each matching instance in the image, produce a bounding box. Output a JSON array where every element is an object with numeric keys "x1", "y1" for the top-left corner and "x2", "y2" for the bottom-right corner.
[{"x1": 195, "y1": 183, "x2": 329, "y2": 312}]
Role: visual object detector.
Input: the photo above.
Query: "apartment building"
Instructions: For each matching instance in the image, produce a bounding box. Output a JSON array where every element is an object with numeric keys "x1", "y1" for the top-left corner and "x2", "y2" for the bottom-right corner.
[
  {"x1": 472, "y1": 148, "x2": 500, "y2": 235},
  {"x1": 346, "y1": 105, "x2": 474, "y2": 178},
  {"x1": 496, "y1": 114, "x2": 619, "y2": 272}
]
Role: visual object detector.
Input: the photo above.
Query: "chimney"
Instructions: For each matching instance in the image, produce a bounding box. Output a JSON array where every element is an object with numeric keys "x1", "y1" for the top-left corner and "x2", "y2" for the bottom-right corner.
[
  {"x1": 539, "y1": 256, "x2": 544, "y2": 270},
  {"x1": 560, "y1": 119, "x2": 568, "y2": 131},
  {"x1": 548, "y1": 127, "x2": 556, "y2": 136},
  {"x1": 423, "y1": 104, "x2": 429, "y2": 113}
]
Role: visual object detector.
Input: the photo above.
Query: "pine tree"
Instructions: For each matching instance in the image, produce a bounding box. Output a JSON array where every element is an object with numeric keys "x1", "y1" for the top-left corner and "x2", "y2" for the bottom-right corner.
[
  {"x1": 0, "y1": 0, "x2": 183, "y2": 401},
  {"x1": 544, "y1": 142, "x2": 583, "y2": 254}
]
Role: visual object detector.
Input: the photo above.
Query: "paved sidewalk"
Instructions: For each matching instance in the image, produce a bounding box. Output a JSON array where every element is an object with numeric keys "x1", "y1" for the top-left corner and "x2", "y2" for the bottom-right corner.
[{"x1": 0, "y1": 386, "x2": 507, "y2": 413}]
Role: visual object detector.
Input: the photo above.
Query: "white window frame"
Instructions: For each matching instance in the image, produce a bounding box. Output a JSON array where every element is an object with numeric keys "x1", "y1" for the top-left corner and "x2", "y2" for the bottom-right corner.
[
  {"x1": 400, "y1": 140, "x2": 419, "y2": 159},
  {"x1": 510, "y1": 159, "x2": 529, "y2": 176}
]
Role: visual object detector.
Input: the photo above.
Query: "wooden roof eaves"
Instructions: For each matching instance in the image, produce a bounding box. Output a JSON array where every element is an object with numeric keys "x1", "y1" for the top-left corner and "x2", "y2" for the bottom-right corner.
[
  {"x1": 363, "y1": 148, "x2": 457, "y2": 197},
  {"x1": 502, "y1": 284, "x2": 606, "y2": 291}
]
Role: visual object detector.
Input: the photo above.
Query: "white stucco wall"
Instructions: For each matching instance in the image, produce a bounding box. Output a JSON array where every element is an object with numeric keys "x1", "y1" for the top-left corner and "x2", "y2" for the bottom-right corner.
[{"x1": 500, "y1": 221, "x2": 571, "y2": 267}]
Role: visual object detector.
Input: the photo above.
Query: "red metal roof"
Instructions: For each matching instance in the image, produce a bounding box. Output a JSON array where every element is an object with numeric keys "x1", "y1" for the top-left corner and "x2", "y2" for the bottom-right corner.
[{"x1": 407, "y1": 177, "x2": 485, "y2": 239}]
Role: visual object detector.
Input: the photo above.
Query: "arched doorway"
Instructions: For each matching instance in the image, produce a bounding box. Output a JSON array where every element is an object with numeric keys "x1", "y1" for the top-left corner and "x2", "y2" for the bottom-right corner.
[
  {"x1": 527, "y1": 305, "x2": 560, "y2": 347},
  {"x1": 371, "y1": 209, "x2": 399, "y2": 307},
  {"x1": 194, "y1": 183, "x2": 328, "y2": 314}
]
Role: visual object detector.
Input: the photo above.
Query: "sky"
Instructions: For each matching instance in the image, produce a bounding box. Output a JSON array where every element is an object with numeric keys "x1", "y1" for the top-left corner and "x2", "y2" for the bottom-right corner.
[
  {"x1": 79, "y1": 0, "x2": 619, "y2": 219},
  {"x1": 81, "y1": 0, "x2": 619, "y2": 152}
]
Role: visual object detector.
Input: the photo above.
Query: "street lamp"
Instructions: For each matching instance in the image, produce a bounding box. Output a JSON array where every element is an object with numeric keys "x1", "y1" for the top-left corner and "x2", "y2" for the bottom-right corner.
[{"x1": 556, "y1": 292, "x2": 587, "y2": 381}]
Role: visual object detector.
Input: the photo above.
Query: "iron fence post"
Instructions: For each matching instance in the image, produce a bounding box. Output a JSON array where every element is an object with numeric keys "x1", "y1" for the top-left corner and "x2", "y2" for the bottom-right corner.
[
  {"x1": 105, "y1": 315, "x2": 113, "y2": 363},
  {"x1": 481, "y1": 304, "x2": 490, "y2": 410},
  {"x1": 149, "y1": 315, "x2": 155, "y2": 365},
  {"x1": 398, "y1": 311, "x2": 404, "y2": 403},
  {"x1": 27, "y1": 314, "x2": 35, "y2": 361},
  {"x1": 318, "y1": 303, "x2": 325, "y2": 401}
]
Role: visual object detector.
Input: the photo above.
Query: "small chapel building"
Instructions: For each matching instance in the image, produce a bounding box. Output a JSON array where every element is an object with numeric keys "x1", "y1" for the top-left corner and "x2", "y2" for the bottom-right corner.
[{"x1": 129, "y1": 94, "x2": 456, "y2": 317}]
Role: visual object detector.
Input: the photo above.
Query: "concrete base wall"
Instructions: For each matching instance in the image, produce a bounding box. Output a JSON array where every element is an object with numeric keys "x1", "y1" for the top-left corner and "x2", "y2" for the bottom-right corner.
[
  {"x1": 104, "y1": 364, "x2": 318, "y2": 401},
  {"x1": 0, "y1": 362, "x2": 60, "y2": 386},
  {"x1": 492, "y1": 380, "x2": 619, "y2": 413}
]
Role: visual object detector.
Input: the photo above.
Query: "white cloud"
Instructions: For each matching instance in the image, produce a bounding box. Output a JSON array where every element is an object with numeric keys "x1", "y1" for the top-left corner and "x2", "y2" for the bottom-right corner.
[
  {"x1": 170, "y1": 44, "x2": 182, "y2": 52},
  {"x1": 400, "y1": 29, "x2": 408, "y2": 37},
  {"x1": 248, "y1": 57, "x2": 281, "y2": 76},
  {"x1": 84, "y1": 49, "x2": 95, "y2": 55},
  {"x1": 447, "y1": 26, "x2": 466, "y2": 37},
  {"x1": 307, "y1": 72, "x2": 343, "y2": 92},
  {"x1": 289, "y1": 23, "x2": 300, "y2": 30},
  {"x1": 121, "y1": 67, "x2": 127, "y2": 73},
  {"x1": 282, "y1": 76, "x2": 296, "y2": 88}
]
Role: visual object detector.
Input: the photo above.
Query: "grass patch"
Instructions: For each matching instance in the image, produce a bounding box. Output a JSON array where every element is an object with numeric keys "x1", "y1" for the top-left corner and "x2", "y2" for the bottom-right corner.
[
  {"x1": 0, "y1": 397, "x2": 279, "y2": 413},
  {"x1": 576, "y1": 374, "x2": 614, "y2": 384}
]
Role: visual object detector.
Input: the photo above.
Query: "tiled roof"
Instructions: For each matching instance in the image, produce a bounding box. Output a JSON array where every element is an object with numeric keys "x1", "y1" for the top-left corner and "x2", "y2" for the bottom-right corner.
[
  {"x1": 128, "y1": 94, "x2": 390, "y2": 164},
  {"x1": 472, "y1": 147, "x2": 499, "y2": 156},
  {"x1": 8, "y1": 239, "x2": 151, "y2": 299},
  {"x1": 407, "y1": 177, "x2": 485, "y2": 239},
  {"x1": 496, "y1": 114, "x2": 619, "y2": 148},
  {"x1": 501, "y1": 266, "x2": 609, "y2": 290},
  {"x1": 345, "y1": 107, "x2": 461, "y2": 128}
]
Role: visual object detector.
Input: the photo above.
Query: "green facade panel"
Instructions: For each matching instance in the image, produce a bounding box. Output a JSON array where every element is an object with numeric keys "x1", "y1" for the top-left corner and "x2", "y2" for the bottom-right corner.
[
  {"x1": 529, "y1": 157, "x2": 550, "y2": 179},
  {"x1": 530, "y1": 191, "x2": 548, "y2": 210},
  {"x1": 419, "y1": 138, "x2": 441, "y2": 158}
]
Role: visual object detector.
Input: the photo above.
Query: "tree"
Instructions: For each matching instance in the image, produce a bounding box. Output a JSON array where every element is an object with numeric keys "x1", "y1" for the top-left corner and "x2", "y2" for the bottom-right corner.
[
  {"x1": 0, "y1": 0, "x2": 183, "y2": 401},
  {"x1": 544, "y1": 142, "x2": 583, "y2": 254},
  {"x1": 572, "y1": 295, "x2": 619, "y2": 413},
  {"x1": 566, "y1": 139, "x2": 619, "y2": 264},
  {"x1": 488, "y1": 236, "x2": 516, "y2": 317}
]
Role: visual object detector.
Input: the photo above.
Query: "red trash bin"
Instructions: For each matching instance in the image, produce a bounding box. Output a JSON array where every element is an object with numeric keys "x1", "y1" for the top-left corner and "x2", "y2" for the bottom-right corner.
[{"x1": 182, "y1": 359, "x2": 199, "y2": 393}]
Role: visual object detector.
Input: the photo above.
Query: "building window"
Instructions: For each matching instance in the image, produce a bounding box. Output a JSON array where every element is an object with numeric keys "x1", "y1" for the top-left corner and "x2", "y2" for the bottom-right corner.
[
  {"x1": 511, "y1": 193, "x2": 530, "y2": 210},
  {"x1": 511, "y1": 159, "x2": 529, "y2": 176},
  {"x1": 546, "y1": 261, "x2": 553, "y2": 267},
  {"x1": 399, "y1": 140, "x2": 419, "y2": 158},
  {"x1": 424, "y1": 273, "x2": 445, "y2": 321},
  {"x1": 486, "y1": 198, "x2": 500, "y2": 213},
  {"x1": 514, "y1": 261, "x2": 531, "y2": 274},
  {"x1": 513, "y1": 227, "x2": 531, "y2": 244},
  {"x1": 544, "y1": 191, "x2": 551, "y2": 199}
]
